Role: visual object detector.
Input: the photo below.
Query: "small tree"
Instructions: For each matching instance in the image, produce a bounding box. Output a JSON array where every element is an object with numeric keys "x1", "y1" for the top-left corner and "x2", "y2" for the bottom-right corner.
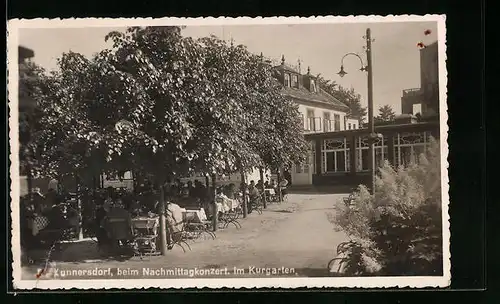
[{"x1": 376, "y1": 104, "x2": 396, "y2": 122}]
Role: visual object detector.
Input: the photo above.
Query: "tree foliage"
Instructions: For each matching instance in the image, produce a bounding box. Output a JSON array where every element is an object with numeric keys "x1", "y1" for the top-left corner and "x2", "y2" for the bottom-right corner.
[
  {"x1": 317, "y1": 77, "x2": 367, "y2": 123},
  {"x1": 333, "y1": 137, "x2": 443, "y2": 276},
  {"x1": 27, "y1": 26, "x2": 308, "y2": 186},
  {"x1": 376, "y1": 104, "x2": 396, "y2": 122}
]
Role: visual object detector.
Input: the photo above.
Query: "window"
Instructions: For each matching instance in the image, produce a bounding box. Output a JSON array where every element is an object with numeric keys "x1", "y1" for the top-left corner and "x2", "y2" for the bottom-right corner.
[
  {"x1": 284, "y1": 73, "x2": 290, "y2": 87},
  {"x1": 323, "y1": 112, "x2": 332, "y2": 132},
  {"x1": 348, "y1": 123, "x2": 352, "y2": 130},
  {"x1": 394, "y1": 132, "x2": 430, "y2": 167},
  {"x1": 353, "y1": 124, "x2": 357, "y2": 129},
  {"x1": 291, "y1": 74, "x2": 299, "y2": 88},
  {"x1": 307, "y1": 109, "x2": 315, "y2": 131},
  {"x1": 295, "y1": 163, "x2": 303, "y2": 174},
  {"x1": 321, "y1": 138, "x2": 350, "y2": 173},
  {"x1": 310, "y1": 79, "x2": 317, "y2": 93},
  {"x1": 356, "y1": 137, "x2": 379, "y2": 172},
  {"x1": 334, "y1": 114, "x2": 341, "y2": 131}
]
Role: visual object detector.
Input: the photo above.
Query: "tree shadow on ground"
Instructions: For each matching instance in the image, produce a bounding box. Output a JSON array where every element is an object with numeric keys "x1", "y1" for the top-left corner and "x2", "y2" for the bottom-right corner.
[
  {"x1": 268, "y1": 210, "x2": 294, "y2": 213},
  {"x1": 24, "y1": 240, "x2": 138, "y2": 265}
]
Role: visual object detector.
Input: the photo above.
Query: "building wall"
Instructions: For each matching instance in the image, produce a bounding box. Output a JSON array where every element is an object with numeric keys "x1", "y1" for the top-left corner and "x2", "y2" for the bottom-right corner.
[
  {"x1": 420, "y1": 42, "x2": 439, "y2": 116},
  {"x1": 180, "y1": 168, "x2": 272, "y2": 186},
  {"x1": 345, "y1": 117, "x2": 360, "y2": 130},
  {"x1": 305, "y1": 121, "x2": 440, "y2": 189},
  {"x1": 297, "y1": 103, "x2": 347, "y2": 133}
]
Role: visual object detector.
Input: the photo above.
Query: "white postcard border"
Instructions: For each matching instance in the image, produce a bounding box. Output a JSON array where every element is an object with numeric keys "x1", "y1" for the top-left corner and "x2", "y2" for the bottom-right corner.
[{"x1": 8, "y1": 14, "x2": 449, "y2": 289}]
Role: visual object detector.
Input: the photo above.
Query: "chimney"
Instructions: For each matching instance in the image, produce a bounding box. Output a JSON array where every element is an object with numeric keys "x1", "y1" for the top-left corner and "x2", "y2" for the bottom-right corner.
[{"x1": 303, "y1": 66, "x2": 315, "y2": 92}]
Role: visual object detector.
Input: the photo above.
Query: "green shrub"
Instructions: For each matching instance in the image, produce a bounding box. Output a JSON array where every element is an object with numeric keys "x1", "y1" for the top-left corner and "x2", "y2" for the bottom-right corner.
[{"x1": 334, "y1": 137, "x2": 443, "y2": 276}]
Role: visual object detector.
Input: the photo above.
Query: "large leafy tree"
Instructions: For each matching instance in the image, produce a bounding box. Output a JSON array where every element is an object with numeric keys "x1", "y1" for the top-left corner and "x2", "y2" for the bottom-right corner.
[
  {"x1": 29, "y1": 26, "x2": 309, "y2": 252},
  {"x1": 318, "y1": 77, "x2": 367, "y2": 124}
]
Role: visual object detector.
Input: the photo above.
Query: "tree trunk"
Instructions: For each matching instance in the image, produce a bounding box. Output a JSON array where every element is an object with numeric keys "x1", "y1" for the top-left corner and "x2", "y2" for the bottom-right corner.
[
  {"x1": 240, "y1": 169, "x2": 248, "y2": 218},
  {"x1": 158, "y1": 185, "x2": 168, "y2": 255},
  {"x1": 211, "y1": 174, "x2": 218, "y2": 232},
  {"x1": 259, "y1": 167, "x2": 266, "y2": 209},
  {"x1": 75, "y1": 175, "x2": 84, "y2": 240},
  {"x1": 26, "y1": 164, "x2": 33, "y2": 197},
  {"x1": 205, "y1": 175, "x2": 210, "y2": 188},
  {"x1": 277, "y1": 169, "x2": 283, "y2": 202}
]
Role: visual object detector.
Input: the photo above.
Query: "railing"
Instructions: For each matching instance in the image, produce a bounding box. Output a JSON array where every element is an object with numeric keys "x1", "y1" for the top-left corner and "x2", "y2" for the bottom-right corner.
[
  {"x1": 302, "y1": 117, "x2": 342, "y2": 134},
  {"x1": 402, "y1": 88, "x2": 422, "y2": 96}
]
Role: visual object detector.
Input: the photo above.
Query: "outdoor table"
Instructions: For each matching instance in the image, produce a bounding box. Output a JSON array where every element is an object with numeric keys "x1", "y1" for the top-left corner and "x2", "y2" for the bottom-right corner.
[
  {"x1": 131, "y1": 216, "x2": 160, "y2": 256},
  {"x1": 131, "y1": 216, "x2": 159, "y2": 230},
  {"x1": 182, "y1": 209, "x2": 208, "y2": 223},
  {"x1": 264, "y1": 188, "x2": 276, "y2": 195}
]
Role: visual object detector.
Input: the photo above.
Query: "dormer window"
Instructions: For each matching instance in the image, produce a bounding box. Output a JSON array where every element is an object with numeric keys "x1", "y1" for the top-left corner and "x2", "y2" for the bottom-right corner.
[
  {"x1": 291, "y1": 74, "x2": 298, "y2": 88},
  {"x1": 310, "y1": 79, "x2": 317, "y2": 93},
  {"x1": 284, "y1": 73, "x2": 291, "y2": 87}
]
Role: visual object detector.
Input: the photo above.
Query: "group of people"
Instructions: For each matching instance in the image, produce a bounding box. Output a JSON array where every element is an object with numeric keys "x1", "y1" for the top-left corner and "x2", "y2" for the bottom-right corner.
[
  {"x1": 21, "y1": 174, "x2": 291, "y2": 255},
  {"x1": 20, "y1": 186, "x2": 80, "y2": 249}
]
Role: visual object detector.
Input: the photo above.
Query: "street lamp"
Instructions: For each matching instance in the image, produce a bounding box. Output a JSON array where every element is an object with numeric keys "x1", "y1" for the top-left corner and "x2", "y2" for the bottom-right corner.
[{"x1": 337, "y1": 28, "x2": 381, "y2": 194}]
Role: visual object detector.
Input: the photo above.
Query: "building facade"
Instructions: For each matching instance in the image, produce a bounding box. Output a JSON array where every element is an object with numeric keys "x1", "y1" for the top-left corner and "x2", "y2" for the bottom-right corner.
[
  {"x1": 304, "y1": 119, "x2": 440, "y2": 189},
  {"x1": 271, "y1": 57, "x2": 353, "y2": 185},
  {"x1": 401, "y1": 41, "x2": 439, "y2": 117}
]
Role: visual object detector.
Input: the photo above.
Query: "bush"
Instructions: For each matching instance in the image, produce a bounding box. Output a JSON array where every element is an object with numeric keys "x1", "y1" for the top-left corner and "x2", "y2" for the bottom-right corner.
[{"x1": 334, "y1": 137, "x2": 443, "y2": 276}]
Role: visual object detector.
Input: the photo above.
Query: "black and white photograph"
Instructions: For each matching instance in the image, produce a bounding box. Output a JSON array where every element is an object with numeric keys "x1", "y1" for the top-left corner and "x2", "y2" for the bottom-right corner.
[{"x1": 8, "y1": 15, "x2": 449, "y2": 289}]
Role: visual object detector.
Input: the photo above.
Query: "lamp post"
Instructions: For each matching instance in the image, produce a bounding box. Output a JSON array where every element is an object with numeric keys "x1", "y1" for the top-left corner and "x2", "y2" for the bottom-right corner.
[{"x1": 337, "y1": 28, "x2": 381, "y2": 194}]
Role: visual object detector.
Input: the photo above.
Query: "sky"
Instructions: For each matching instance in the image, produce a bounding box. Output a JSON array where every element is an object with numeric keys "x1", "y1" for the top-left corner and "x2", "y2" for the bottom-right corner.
[{"x1": 18, "y1": 21, "x2": 438, "y2": 115}]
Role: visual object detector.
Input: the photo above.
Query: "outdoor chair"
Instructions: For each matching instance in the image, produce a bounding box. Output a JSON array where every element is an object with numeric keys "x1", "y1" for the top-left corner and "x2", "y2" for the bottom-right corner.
[
  {"x1": 249, "y1": 195, "x2": 264, "y2": 215},
  {"x1": 280, "y1": 187, "x2": 289, "y2": 203},
  {"x1": 264, "y1": 189, "x2": 279, "y2": 204},
  {"x1": 131, "y1": 217, "x2": 161, "y2": 258},
  {"x1": 218, "y1": 207, "x2": 243, "y2": 229},
  {"x1": 104, "y1": 217, "x2": 138, "y2": 256},
  {"x1": 167, "y1": 217, "x2": 192, "y2": 253},
  {"x1": 183, "y1": 210, "x2": 216, "y2": 240}
]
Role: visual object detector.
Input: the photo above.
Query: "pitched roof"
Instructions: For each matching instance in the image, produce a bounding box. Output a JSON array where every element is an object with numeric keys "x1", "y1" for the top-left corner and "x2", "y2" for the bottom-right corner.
[
  {"x1": 19, "y1": 46, "x2": 34, "y2": 61},
  {"x1": 281, "y1": 85, "x2": 350, "y2": 112}
]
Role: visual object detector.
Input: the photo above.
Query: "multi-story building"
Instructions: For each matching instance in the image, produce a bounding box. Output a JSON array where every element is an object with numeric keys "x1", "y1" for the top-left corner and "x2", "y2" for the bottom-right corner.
[
  {"x1": 271, "y1": 56, "x2": 353, "y2": 185},
  {"x1": 401, "y1": 41, "x2": 439, "y2": 117}
]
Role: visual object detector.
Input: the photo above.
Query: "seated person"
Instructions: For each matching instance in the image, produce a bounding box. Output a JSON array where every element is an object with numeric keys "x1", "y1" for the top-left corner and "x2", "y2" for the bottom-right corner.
[
  {"x1": 94, "y1": 201, "x2": 110, "y2": 247},
  {"x1": 279, "y1": 179, "x2": 289, "y2": 197},
  {"x1": 270, "y1": 179, "x2": 278, "y2": 190},
  {"x1": 104, "y1": 200, "x2": 133, "y2": 241},
  {"x1": 215, "y1": 188, "x2": 239, "y2": 213},
  {"x1": 256, "y1": 180, "x2": 264, "y2": 191},
  {"x1": 164, "y1": 200, "x2": 185, "y2": 250},
  {"x1": 279, "y1": 178, "x2": 289, "y2": 188},
  {"x1": 223, "y1": 183, "x2": 236, "y2": 200},
  {"x1": 247, "y1": 181, "x2": 260, "y2": 214},
  {"x1": 186, "y1": 181, "x2": 195, "y2": 197}
]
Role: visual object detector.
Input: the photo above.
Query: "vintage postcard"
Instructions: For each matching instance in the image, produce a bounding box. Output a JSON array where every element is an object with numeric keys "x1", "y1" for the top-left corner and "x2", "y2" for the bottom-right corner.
[{"x1": 8, "y1": 15, "x2": 449, "y2": 289}]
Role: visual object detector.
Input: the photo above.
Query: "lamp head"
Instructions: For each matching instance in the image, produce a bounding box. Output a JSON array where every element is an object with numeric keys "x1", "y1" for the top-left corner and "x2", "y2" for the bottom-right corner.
[{"x1": 337, "y1": 65, "x2": 347, "y2": 78}]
